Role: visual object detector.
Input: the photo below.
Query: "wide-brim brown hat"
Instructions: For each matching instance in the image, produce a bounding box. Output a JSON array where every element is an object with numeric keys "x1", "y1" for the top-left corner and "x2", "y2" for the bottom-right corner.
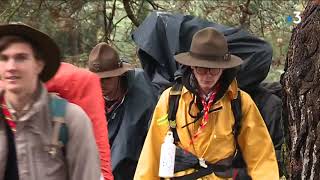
[
  {"x1": 174, "y1": 27, "x2": 243, "y2": 69},
  {"x1": 0, "y1": 23, "x2": 61, "y2": 82},
  {"x1": 88, "y1": 42, "x2": 133, "y2": 78},
  {"x1": 94, "y1": 62, "x2": 133, "y2": 78}
]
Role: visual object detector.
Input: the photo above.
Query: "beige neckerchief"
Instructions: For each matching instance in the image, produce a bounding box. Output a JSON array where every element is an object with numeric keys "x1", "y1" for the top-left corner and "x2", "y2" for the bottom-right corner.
[
  {"x1": 5, "y1": 98, "x2": 33, "y2": 121},
  {"x1": 4, "y1": 83, "x2": 41, "y2": 120}
]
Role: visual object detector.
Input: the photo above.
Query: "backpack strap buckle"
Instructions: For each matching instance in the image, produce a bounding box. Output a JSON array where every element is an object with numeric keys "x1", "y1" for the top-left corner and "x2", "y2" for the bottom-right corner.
[
  {"x1": 169, "y1": 89, "x2": 182, "y2": 96},
  {"x1": 199, "y1": 158, "x2": 208, "y2": 168},
  {"x1": 168, "y1": 83, "x2": 183, "y2": 143},
  {"x1": 169, "y1": 120, "x2": 176, "y2": 128},
  {"x1": 48, "y1": 95, "x2": 68, "y2": 157}
]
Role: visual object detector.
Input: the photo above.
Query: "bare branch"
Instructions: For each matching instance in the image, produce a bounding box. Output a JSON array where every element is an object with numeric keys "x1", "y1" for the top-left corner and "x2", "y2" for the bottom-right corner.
[
  {"x1": 123, "y1": 0, "x2": 140, "y2": 27},
  {"x1": 103, "y1": 0, "x2": 108, "y2": 42},
  {"x1": 114, "y1": 15, "x2": 128, "y2": 26},
  {"x1": 146, "y1": 0, "x2": 161, "y2": 10},
  {"x1": 239, "y1": 0, "x2": 252, "y2": 28},
  {"x1": 5, "y1": 0, "x2": 25, "y2": 22}
]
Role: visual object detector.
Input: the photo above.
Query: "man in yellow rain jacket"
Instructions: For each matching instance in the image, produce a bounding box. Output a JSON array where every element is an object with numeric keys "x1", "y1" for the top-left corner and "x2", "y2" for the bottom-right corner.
[{"x1": 134, "y1": 27, "x2": 279, "y2": 180}]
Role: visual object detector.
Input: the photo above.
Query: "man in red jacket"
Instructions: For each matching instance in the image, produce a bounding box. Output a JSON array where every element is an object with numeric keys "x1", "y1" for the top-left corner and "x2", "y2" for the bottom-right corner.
[{"x1": 46, "y1": 62, "x2": 113, "y2": 180}]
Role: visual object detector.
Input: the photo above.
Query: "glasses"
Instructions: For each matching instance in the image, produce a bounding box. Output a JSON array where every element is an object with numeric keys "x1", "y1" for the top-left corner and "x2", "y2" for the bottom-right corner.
[{"x1": 194, "y1": 67, "x2": 222, "y2": 75}]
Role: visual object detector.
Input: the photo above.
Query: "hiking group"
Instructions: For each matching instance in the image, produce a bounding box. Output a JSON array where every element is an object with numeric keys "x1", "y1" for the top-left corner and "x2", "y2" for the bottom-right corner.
[{"x1": 0, "y1": 12, "x2": 284, "y2": 180}]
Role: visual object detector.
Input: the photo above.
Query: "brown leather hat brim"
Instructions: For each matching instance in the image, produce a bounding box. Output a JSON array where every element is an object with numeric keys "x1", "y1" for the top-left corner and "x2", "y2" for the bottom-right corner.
[
  {"x1": 0, "y1": 24, "x2": 61, "y2": 82},
  {"x1": 174, "y1": 52, "x2": 243, "y2": 69},
  {"x1": 95, "y1": 63, "x2": 134, "y2": 78}
]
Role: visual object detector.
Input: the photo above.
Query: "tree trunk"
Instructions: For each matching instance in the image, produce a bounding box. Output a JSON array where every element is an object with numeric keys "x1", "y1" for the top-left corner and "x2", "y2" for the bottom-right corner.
[{"x1": 281, "y1": 1, "x2": 320, "y2": 180}]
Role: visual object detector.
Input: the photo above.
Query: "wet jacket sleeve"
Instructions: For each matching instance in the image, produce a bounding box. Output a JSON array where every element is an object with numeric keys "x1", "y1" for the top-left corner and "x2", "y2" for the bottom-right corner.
[
  {"x1": 260, "y1": 94, "x2": 284, "y2": 175},
  {"x1": 65, "y1": 103, "x2": 101, "y2": 180},
  {"x1": 134, "y1": 89, "x2": 171, "y2": 180},
  {"x1": 237, "y1": 91, "x2": 279, "y2": 180}
]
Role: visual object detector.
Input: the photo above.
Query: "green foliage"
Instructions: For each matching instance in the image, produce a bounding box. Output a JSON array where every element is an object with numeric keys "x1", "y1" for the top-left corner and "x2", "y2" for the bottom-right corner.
[
  {"x1": 0, "y1": 0, "x2": 304, "y2": 75},
  {"x1": 265, "y1": 65, "x2": 285, "y2": 82}
]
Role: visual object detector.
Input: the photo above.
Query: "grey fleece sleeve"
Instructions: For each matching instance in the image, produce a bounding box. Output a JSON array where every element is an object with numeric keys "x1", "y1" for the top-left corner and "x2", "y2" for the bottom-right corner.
[{"x1": 65, "y1": 102, "x2": 101, "y2": 180}]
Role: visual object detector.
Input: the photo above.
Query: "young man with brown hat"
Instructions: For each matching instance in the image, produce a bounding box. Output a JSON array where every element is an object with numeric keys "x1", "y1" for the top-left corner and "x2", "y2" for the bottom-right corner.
[
  {"x1": 0, "y1": 23, "x2": 101, "y2": 180},
  {"x1": 134, "y1": 27, "x2": 279, "y2": 179},
  {"x1": 88, "y1": 42, "x2": 157, "y2": 180}
]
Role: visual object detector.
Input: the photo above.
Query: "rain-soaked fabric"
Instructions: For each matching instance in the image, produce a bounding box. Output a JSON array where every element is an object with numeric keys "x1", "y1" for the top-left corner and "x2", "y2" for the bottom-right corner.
[
  {"x1": 132, "y1": 11, "x2": 272, "y2": 94},
  {"x1": 106, "y1": 69, "x2": 157, "y2": 180}
]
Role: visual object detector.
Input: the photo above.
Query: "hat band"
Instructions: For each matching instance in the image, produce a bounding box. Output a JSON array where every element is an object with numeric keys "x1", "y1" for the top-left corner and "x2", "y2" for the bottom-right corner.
[{"x1": 190, "y1": 51, "x2": 231, "y2": 61}]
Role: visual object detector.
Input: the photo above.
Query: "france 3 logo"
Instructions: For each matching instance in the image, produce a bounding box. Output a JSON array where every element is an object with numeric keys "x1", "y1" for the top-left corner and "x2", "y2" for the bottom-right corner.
[{"x1": 287, "y1": 11, "x2": 302, "y2": 24}]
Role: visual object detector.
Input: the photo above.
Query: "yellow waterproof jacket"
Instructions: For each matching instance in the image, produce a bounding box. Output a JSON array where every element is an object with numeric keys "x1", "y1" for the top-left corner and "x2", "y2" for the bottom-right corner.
[{"x1": 134, "y1": 80, "x2": 279, "y2": 180}]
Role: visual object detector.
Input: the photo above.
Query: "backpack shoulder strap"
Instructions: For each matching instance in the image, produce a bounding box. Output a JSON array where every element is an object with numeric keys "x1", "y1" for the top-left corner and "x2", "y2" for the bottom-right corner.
[
  {"x1": 231, "y1": 90, "x2": 248, "y2": 170},
  {"x1": 49, "y1": 95, "x2": 68, "y2": 156},
  {"x1": 168, "y1": 83, "x2": 183, "y2": 143},
  {"x1": 231, "y1": 90, "x2": 242, "y2": 140}
]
